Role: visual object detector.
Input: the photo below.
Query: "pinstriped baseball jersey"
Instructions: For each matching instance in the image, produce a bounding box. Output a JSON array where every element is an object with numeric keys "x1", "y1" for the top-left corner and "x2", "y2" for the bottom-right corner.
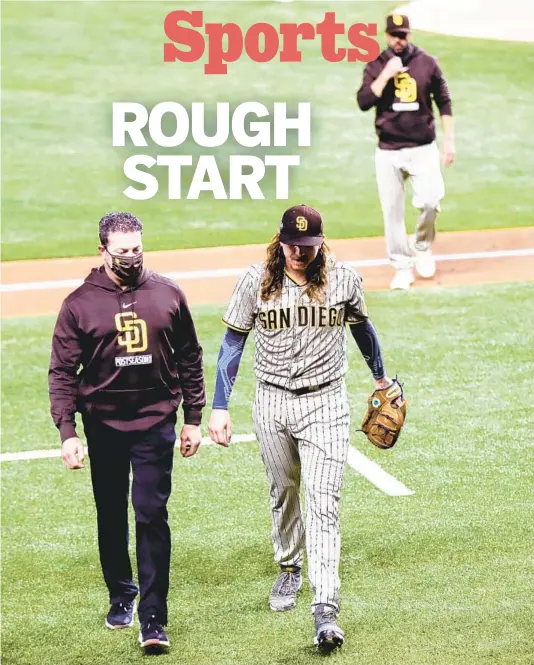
[{"x1": 223, "y1": 261, "x2": 368, "y2": 390}]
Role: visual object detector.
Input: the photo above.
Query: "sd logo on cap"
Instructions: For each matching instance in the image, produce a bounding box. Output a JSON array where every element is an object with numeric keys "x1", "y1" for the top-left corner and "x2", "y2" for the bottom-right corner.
[
  {"x1": 279, "y1": 205, "x2": 324, "y2": 247},
  {"x1": 386, "y1": 13, "x2": 411, "y2": 34}
]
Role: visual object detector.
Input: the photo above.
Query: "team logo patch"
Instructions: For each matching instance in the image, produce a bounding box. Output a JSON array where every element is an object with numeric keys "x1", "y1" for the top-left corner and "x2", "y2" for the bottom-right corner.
[
  {"x1": 115, "y1": 312, "x2": 148, "y2": 353},
  {"x1": 392, "y1": 14, "x2": 403, "y2": 26},
  {"x1": 296, "y1": 215, "x2": 308, "y2": 231},
  {"x1": 372, "y1": 397, "x2": 381, "y2": 408},
  {"x1": 394, "y1": 72, "x2": 417, "y2": 103}
]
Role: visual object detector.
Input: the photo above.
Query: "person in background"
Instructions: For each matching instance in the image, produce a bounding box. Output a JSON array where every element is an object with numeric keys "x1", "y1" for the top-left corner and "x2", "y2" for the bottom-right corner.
[{"x1": 357, "y1": 13, "x2": 455, "y2": 290}]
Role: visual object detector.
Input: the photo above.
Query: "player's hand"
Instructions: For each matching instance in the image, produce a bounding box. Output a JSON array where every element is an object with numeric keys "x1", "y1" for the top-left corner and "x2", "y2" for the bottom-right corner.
[
  {"x1": 382, "y1": 56, "x2": 405, "y2": 80},
  {"x1": 62, "y1": 437, "x2": 85, "y2": 469},
  {"x1": 180, "y1": 424, "x2": 202, "y2": 458},
  {"x1": 208, "y1": 409, "x2": 232, "y2": 447},
  {"x1": 375, "y1": 376, "x2": 394, "y2": 390},
  {"x1": 442, "y1": 139, "x2": 455, "y2": 168}
]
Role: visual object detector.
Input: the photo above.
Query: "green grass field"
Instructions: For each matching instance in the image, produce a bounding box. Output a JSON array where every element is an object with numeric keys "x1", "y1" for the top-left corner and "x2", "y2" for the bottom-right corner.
[
  {"x1": 2, "y1": 281, "x2": 534, "y2": 665},
  {"x1": 2, "y1": 1, "x2": 534, "y2": 260},
  {"x1": 2, "y1": 1, "x2": 534, "y2": 664}
]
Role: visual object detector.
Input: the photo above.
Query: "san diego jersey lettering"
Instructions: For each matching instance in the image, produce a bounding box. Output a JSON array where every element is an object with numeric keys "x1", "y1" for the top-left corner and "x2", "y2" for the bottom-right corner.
[{"x1": 223, "y1": 261, "x2": 368, "y2": 390}]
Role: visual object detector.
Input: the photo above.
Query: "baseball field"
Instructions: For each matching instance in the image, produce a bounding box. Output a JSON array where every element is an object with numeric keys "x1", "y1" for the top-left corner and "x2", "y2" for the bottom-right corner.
[{"x1": 1, "y1": 2, "x2": 533, "y2": 665}]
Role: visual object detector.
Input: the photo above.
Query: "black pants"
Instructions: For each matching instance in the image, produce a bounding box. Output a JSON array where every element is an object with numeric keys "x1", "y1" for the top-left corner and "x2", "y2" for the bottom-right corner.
[{"x1": 83, "y1": 414, "x2": 176, "y2": 625}]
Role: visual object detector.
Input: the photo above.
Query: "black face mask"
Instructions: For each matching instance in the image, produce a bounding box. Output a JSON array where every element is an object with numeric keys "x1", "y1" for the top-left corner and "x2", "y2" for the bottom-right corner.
[{"x1": 107, "y1": 250, "x2": 143, "y2": 283}]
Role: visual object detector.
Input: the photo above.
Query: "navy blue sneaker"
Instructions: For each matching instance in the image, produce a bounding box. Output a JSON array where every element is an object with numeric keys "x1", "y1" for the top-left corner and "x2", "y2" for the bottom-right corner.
[
  {"x1": 139, "y1": 615, "x2": 170, "y2": 652},
  {"x1": 105, "y1": 599, "x2": 136, "y2": 629}
]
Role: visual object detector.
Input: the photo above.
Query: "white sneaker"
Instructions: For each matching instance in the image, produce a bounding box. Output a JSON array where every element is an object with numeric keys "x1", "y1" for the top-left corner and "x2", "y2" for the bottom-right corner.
[
  {"x1": 390, "y1": 269, "x2": 415, "y2": 291},
  {"x1": 415, "y1": 249, "x2": 436, "y2": 278}
]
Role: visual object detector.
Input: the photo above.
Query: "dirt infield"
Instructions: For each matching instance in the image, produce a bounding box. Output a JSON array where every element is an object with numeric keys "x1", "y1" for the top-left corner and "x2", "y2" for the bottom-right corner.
[{"x1": 1, "y1": 227, "x2": 533, "y2": 318}]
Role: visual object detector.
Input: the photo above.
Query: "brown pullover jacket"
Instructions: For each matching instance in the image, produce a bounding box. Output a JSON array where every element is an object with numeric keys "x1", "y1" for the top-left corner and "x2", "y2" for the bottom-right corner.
[
  {"x1": 357, "y1": 45, "x2": 453, "y2": 150},
  {"x1": 48, "y1": 266, "x2": 205, "y2": 442}
]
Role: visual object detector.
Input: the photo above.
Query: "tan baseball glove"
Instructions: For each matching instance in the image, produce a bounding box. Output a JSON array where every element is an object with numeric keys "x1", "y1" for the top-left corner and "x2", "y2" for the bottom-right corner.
[{"x1": 361, "y1": 378, "x2": 407, "y2": 449}]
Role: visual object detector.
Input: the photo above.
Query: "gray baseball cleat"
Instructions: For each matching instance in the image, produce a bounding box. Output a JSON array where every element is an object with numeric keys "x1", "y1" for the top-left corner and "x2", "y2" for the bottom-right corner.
[
  {"x1": 269, "y1": 566, "x2": 302, "y2": 611},
  {"x1": 314, "y1": 603, "x2": 345, "y2": 653}
]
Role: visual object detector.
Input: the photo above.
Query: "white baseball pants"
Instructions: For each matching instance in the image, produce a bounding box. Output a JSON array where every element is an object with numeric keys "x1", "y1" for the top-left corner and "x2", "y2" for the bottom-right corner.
[{"x1": 375, "y1": 141, "x2": 445, "y2": 270}]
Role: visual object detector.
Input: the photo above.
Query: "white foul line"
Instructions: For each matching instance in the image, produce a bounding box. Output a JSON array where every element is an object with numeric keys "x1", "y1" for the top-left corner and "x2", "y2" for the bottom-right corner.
[
  {"x1": 2, "y1": 247, "x2": 533, "y2": 293},
  {"x1": 0, "y1": 434, "x2": 413, "y2": 497},
  {"x1": 347, "y1": 446, "x2": 414, "y2": 496}
]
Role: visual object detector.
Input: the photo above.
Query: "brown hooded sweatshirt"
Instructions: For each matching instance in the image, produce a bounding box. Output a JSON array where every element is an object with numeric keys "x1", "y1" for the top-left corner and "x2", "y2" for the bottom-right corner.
[
  {"x1": 357, "y1": 45, "x2": 453, "y2": 150},
  {"x1": 48, "y1": 266, "x2": 205, "y2": 442}
]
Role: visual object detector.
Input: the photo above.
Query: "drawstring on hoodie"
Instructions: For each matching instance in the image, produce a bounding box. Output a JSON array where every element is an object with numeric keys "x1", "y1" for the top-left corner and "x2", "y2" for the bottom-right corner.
[{"x1": 82, "y1": 265, "x2": 146, "y2": 320}]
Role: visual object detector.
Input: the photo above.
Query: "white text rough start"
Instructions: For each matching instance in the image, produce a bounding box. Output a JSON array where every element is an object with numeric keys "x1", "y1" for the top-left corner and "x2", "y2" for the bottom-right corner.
[{"x1": 113, "y1": 102, "x2": 311, "y2": 200}]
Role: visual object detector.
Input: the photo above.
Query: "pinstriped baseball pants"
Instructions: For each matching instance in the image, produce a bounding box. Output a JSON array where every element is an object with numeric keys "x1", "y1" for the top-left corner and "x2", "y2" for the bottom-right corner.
[{"x1": 252, "y1": 379, "x2": 350, "y2": 610}]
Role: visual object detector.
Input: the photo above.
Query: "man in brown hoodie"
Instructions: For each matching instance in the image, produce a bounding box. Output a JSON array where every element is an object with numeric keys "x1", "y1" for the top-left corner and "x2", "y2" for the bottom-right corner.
[
  {"x1": 357, "y1": 13, "x2": 455, "y2": 290},
  {"x1": 48, "y1": 211, "x2": 205, "y2": 653}
]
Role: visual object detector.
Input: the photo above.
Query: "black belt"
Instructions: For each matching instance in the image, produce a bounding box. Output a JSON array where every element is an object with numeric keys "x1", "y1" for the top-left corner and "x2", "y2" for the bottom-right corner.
[{"x1": 263, "y1": 381, "x2": 332, "y2": 396}]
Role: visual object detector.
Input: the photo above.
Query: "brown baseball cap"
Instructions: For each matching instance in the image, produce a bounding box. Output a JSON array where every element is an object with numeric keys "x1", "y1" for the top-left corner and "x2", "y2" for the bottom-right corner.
[
  {"x1": 279, "y1": 204, "x2": 324, "y2": 247},
  {"x1": 386, "y1": 13, "x2": 411, "y2": 34}
]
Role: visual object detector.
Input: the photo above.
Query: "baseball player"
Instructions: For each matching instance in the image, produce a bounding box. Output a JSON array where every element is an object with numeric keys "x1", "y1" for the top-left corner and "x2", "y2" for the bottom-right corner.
[
  {"x1": 357, "y1": 13, "x2": 455, "y2": 290},
  {"x1": 208, "y1": 205, "x2": 393, "y2": 652}
]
